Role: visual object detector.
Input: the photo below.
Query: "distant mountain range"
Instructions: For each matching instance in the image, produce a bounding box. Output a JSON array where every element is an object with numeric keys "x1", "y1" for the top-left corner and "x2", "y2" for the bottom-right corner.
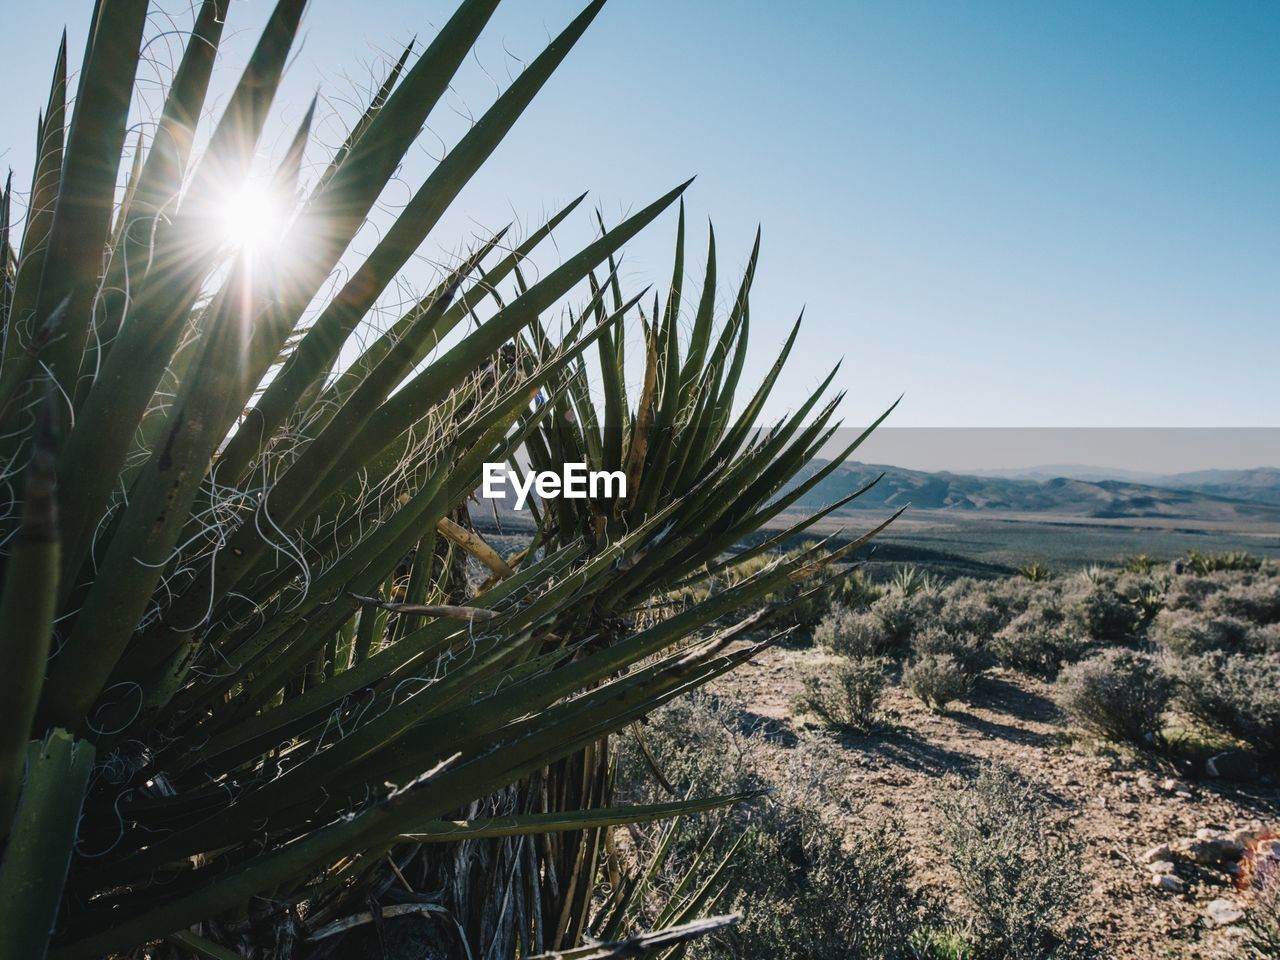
[
  {"x1": 968, "y1": 465, "x2": 1280, "y2": 504},
  {"x1": 791, "y1": 463, "x2": 1280, "y2": 522}
]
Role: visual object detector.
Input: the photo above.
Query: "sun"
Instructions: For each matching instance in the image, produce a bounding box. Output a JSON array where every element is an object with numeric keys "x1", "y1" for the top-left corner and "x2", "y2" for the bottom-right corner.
[{"x1": 217, "y1": 179, "x2": 287, "y2": 253}]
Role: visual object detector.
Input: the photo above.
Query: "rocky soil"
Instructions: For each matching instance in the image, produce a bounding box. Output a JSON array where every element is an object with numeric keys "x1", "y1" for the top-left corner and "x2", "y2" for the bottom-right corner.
[{"x1": 708, "y1": 643, "x2": 1280, "y2": 960}]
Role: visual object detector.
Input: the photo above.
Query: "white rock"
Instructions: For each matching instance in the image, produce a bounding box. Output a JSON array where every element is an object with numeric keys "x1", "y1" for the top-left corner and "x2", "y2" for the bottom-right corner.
[
  {"x1": 1146, "y1": 860, "x2": 1177, "y2": 874},
  {"x1": 1196, "y1": 828, "x2": 1225, "y2": 841},
  {"x1": 1205, "y1": 899, "x2": 1245, "y2": 927},
  {"x1": 1140, "y1": 843, "x2": 1173, "y2": 863},
  {"x1": 1151, "y1": 873, "x2": 1185, "y2": 893}
]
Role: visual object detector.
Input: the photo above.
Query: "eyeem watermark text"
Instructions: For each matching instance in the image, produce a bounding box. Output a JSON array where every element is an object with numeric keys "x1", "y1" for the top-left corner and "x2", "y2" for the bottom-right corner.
[{"x1": 482, "y1": 463, "x2": 626, "y2": 510}]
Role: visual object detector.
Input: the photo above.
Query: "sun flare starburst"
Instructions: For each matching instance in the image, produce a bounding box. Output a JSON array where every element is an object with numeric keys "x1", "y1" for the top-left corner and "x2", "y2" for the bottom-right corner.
[{"x1": 217, "y1": 179, "x2": 287, "y2": 253}]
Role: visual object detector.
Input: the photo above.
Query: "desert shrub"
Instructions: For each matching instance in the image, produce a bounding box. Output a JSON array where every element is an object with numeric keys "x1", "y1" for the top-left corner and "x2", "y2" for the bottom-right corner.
[
  {"x1": 723, "y1": 813, "x2": 932, "y2": 960},
  {"x1": 816, "y1": 586, "x2": 939, "y2": 659},
  {"x1": 1203, "y1": 578, "x2": 1280, "y2": 624},
  {"x1": 1063, "y1": 581, "x2": 1141, "y2": 643},
  {"x1": 833, "y1": 567, "x2": 883, "y2": 608},
  {"x1": 905, "y1": 653, "x2": 974, "y2": 711},
  {"x1": 984, "y1": 575, "x2": 1053, "y2": 616},
  {"x1": 933, "y1": 595, "x2": 1007, "y2": 642},
  {"x1": 1162, "y1": 566, "x2": 1276, "y2": 610},
  {"x1": 814, "y1": 606, "x2": 889, "y2": 658},
  {"x1": 620, "y1": 695, "x2": 863, "y2": 824},
  {"x1": 912, "y1": 625, "x2": 991, "y2": 675},
  {"x1": 1244, "y1": 860, "x2": 1280, "y2": 959},
  {"x1": 777, "y1": 591, "x2": 829, "y2": 633},
  {"x1": 912, "y1": 927, "x2": 979, "y2": 960},
  {"x1": 1055, "y1": 650, "x2": 1170, "y2": 747},
  {"x1": 779, "y1": 566, "x2": 882, "y2": 633},
  {"x1": 877, "y1": 588, "x2": 943, "y2": 646},
  {"x1": 1169, "y1": 652, "x2": 1280, "y2": 755},
  {"x1": 933, "y1": 579, "x2": 1019, "y2": 639},
  {"x1": 930, "y1": 576, "x2": 1056, "y2": 645},
  {"x1": 990, "y1": 604, "x2": 1088, "y2": 678},
  {"x1": 1079, "y1": 565, "x2": 1109, "y2": 585},
  {"x1": 620, "y1": 694, "x2": 755, "y2": 803},
  {"x1": 1252, "y1": 623, "x2": 1280, "y2": 654},
  {"x1": 1112, "y1": 571, "x2": 1160, "y2": 596},
  {"x1": 937, "y1": 765, "x2": 1092, "y2": 960},
  {"x1": 1161, "y1": 572, "x2": 1223, "y2": 611},
  {"x1": 1149, "y1": 609, "x2": 1255, "y2": 656},
  {"x1": 797, "y1": 657, "x2": 889, "y2": 731},
  {"x1": 616, "y1": 697, "x2": 932, "y2": 960}
]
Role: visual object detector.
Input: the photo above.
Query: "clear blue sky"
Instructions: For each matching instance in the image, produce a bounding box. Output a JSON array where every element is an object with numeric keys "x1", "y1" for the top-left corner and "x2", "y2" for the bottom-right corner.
[{"x1": 2, "y1": 0, "x2": 1277, "y2": 431}]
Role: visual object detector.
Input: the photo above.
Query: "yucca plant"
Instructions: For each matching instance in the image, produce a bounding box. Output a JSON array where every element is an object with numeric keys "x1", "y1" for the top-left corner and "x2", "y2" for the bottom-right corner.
[
  {"x1": 1185, "y1": 549, "x2": 1263, "y2": 576},
  {"x1": 1018, "y1": 560, "x2": 1054, "y2": 583},
  {"x1": 0, "y1": 1, "x2": 894, "y2": 958},
  {"x1": 891, "y1": 563, "x2": 940, "y2": 596},
  {"x1": 413, "y1": 210, "x2": 897, "y2": 952}
]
